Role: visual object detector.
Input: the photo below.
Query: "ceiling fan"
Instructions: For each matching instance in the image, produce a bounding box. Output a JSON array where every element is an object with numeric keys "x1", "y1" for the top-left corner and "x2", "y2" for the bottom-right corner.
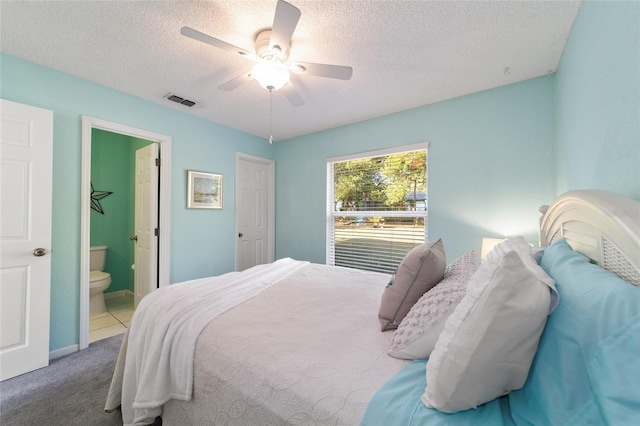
[{"x1": 180, "y1": 0, "x2": 353, "y2": 107}]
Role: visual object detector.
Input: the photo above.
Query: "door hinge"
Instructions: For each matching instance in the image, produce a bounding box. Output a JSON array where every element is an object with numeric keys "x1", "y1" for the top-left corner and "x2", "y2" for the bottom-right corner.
[
  {"x1": 154, "y1": 228, "x2": 159, "y2": 236},
  {"x1": 155, "y1": 158, "x2": 160, "y2": 167}
]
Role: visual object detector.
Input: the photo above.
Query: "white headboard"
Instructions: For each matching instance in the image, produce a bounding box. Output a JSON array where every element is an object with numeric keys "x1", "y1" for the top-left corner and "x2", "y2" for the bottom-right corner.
[{"x1": 539, "y1": 190, "x2": 640, "y2": 287}]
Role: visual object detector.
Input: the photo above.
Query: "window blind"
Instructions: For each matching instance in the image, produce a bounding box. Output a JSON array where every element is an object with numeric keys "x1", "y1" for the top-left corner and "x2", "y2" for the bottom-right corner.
[{"x1": 327, "y1": 145, "x2": 428, "y2": 273}]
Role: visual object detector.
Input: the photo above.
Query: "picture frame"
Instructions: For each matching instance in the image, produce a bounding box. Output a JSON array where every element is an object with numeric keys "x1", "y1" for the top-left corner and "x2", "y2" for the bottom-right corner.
[{"x1": 187, "y1": 170, "x2": 223, "y2": 209}]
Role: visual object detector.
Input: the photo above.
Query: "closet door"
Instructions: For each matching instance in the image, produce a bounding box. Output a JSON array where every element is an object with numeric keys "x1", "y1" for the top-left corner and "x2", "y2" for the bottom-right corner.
[{"x1": 235, "y1": 153, "x2": 274, "y2": 271}]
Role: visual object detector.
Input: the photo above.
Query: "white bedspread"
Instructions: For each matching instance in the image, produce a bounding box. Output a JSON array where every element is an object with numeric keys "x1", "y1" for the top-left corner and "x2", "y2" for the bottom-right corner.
[
  {"x1": 162, "y1": 262, "x2": 408, "y2": 425},
  {"x1": 105, "y1": 258, "x2": 308, "y2": 426}
]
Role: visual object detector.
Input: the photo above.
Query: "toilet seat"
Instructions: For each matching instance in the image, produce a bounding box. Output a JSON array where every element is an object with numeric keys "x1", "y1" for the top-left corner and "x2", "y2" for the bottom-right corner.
[
  {"x1": 90, "y1": 270, "x2": 111, "y2": 287},
  {"x1": 89, "y1": 271, "x2": 111, "y2": 290}
]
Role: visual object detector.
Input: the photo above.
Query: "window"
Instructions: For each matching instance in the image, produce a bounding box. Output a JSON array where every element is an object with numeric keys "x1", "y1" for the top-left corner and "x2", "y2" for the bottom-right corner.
[{"x1": 326, "y1": 143, "x2": 428, "y2": 273}]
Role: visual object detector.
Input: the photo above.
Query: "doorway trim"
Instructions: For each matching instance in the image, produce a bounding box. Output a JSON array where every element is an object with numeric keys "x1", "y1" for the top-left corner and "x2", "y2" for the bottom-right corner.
[
  {"x1": 234, "y1": 152, "x2": 275, "y2": 271},
  {"x1": 80, "y1": 116, "x2": 172, "y2": 350}
]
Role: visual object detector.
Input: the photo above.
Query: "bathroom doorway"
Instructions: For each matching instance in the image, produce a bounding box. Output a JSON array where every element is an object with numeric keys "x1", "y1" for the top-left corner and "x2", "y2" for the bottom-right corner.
[
  {"x1": 88, "y1": 132, "x2": 155, "y2": 342},
  {"x1": 80, "y1": 117, "x2": 171, "y2": 349}
]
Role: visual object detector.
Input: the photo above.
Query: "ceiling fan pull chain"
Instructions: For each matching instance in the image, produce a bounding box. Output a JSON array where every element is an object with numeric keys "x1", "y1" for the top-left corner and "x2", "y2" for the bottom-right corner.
[{"x1": 269, "y1": 89, "x2": 274, "y2": 144}]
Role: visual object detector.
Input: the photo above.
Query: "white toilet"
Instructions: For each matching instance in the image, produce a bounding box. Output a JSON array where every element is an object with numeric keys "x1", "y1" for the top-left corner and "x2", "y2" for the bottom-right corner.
[{"x1": 89, "y1": 245, "x2": 112, "y2": 316}]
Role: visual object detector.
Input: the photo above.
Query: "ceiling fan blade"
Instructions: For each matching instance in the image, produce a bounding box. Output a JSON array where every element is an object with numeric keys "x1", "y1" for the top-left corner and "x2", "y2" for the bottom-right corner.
[
  {"x1": 217, "y1": 70, "x2": 254, "y2": 91},
  {"x1": 181, "y1": 26, "x2": 254, "y2": 59},
  {"x1": 281, "y1": 81, "x2": 305, "y2": 107},
  {"x1": 292, "y1": 62, "x2": 353, "y2": 80},
  {"x1": 269, "y1": 0, "x2": 301, "y2": 52}
]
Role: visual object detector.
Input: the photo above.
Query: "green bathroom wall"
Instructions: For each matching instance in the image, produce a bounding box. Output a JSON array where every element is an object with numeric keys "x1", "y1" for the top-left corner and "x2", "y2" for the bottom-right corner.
[{"x1": 91, "y1": 129, "x2": 130, "y2": 293}]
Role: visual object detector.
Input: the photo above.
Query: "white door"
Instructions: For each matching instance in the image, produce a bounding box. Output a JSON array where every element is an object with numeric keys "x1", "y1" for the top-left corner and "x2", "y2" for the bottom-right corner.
[
  {"x1": 133, "y1": 144, "x2": 158, "y2": 308},
  {"x1": 0, "y1": 99, "x2": 53, "y2": 381},
  {"x1": 235, "y1": 154, "x2": 274, "y2": 271}
]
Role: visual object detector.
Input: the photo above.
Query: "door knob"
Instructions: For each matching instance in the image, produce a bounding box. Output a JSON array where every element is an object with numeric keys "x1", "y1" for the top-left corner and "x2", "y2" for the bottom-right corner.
[
  {"x1": 33, "y1": 248, "x2": 47, "y2": 257},
  {"x1": 130, "y1": 235, "x2": 138, "y2": 241},
  {"x1": 238, "y1": 233, "x2": 243, "y2": 238}
]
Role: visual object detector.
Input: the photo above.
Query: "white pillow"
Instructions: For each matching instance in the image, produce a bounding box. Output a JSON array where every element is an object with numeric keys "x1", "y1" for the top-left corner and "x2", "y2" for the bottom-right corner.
[
  {"x1": 486, "y1": 236, "x2": 559, "y2": 312},
  {"x1": 422, "y1": 249, "x2": 552, "y2": 413},
  {"x1": 388, "y1": 251, "x2": 478, "y2": 360}
]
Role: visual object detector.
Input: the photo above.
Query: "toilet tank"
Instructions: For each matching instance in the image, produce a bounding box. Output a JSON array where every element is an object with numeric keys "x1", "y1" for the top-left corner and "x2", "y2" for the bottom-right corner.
[{"x1": 89, "y1": 245, "x2": 108, "y2": 271}]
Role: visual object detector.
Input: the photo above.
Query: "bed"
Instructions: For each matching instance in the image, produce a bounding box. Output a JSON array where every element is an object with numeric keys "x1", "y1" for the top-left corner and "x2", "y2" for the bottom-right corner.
[{"x1": 106, "y1": 189, "x2": 640, "y2": 426}]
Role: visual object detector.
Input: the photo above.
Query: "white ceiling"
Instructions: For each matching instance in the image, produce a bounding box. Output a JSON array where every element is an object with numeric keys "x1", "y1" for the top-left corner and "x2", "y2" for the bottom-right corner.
[{"x1": 0, "y1": 0, "x2": 581, "y2": 141}]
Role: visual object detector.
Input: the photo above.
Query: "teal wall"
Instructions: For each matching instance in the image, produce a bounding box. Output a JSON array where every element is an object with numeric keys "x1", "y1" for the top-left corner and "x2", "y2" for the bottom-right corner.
[
  {"x1": 90, "y1": 129, "x2": 153, "y2": 294},
  {"x1": 275, "y1": 77, "x2": 557, "y2": 262},
  {"x1": 555, "y1": 0, "x2": 640, "y2": 200},
  {"x1": 0, "y1": 53, "x2": 274, "y2": 351},
  {"x1": 274, "y1": 0, "x2": 640, "y2": 263}
]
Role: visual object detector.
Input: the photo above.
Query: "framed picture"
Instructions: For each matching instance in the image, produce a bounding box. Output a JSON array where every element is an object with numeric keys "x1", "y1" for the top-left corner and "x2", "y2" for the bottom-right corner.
[{"x1": 187, "y1": 170, "x2": 223, "y2": 209}]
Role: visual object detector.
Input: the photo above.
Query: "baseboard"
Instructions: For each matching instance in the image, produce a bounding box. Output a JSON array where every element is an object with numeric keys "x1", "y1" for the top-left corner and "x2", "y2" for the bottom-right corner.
[
  {"x1": 104, "y1": 289, "x2": 133, "y2": 300},
  {"x1": 49, "y1": 344, "x2": 79, "y2": 361},
  {"x1": 50, "y1": 290, "x2": 132, "y2": 361}
]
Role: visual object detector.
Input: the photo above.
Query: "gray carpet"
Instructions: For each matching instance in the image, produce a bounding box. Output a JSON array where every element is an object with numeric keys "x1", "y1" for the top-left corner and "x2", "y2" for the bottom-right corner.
[{"x1": 0, "y1": 334, "x2": 160, "y2": 426}]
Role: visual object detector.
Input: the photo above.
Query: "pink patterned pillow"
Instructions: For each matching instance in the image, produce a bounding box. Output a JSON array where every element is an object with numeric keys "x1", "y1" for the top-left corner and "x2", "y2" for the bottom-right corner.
[{"x1": 388, "y1": 251, "x2": 478, "y2": 359}]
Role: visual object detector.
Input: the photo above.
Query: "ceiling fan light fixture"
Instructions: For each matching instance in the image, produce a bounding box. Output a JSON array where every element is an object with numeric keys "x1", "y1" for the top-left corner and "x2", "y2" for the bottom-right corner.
[{"x1": 252, "y1": 60, "x2": 290, "y2": 91}]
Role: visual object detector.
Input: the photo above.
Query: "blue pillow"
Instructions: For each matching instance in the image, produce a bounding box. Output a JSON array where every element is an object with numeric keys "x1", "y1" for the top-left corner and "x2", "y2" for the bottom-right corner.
[
  {"x1": 361, "y1": 360, "x2": 514, "y2": 426},
  {"x1": 508, "y1": 239, "x2": 640, "y2": 425}
]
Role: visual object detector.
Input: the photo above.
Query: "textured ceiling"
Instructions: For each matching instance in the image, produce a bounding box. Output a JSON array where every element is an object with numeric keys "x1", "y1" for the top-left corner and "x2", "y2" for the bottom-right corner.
[{"x1": 0, "y1": 0, "x2": 581, "y2": 141}]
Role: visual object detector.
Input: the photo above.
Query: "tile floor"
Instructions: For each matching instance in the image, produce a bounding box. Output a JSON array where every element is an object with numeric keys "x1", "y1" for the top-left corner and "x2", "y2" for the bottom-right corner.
[{"x1": 89, "y1": 292, "x2": 134, "y2": 343}]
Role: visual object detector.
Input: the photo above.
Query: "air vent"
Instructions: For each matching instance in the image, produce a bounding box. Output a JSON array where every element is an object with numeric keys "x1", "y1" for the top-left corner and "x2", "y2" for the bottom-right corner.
[{"x1": 164, "y1": 93, "x2": 198, "y2": 108}]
